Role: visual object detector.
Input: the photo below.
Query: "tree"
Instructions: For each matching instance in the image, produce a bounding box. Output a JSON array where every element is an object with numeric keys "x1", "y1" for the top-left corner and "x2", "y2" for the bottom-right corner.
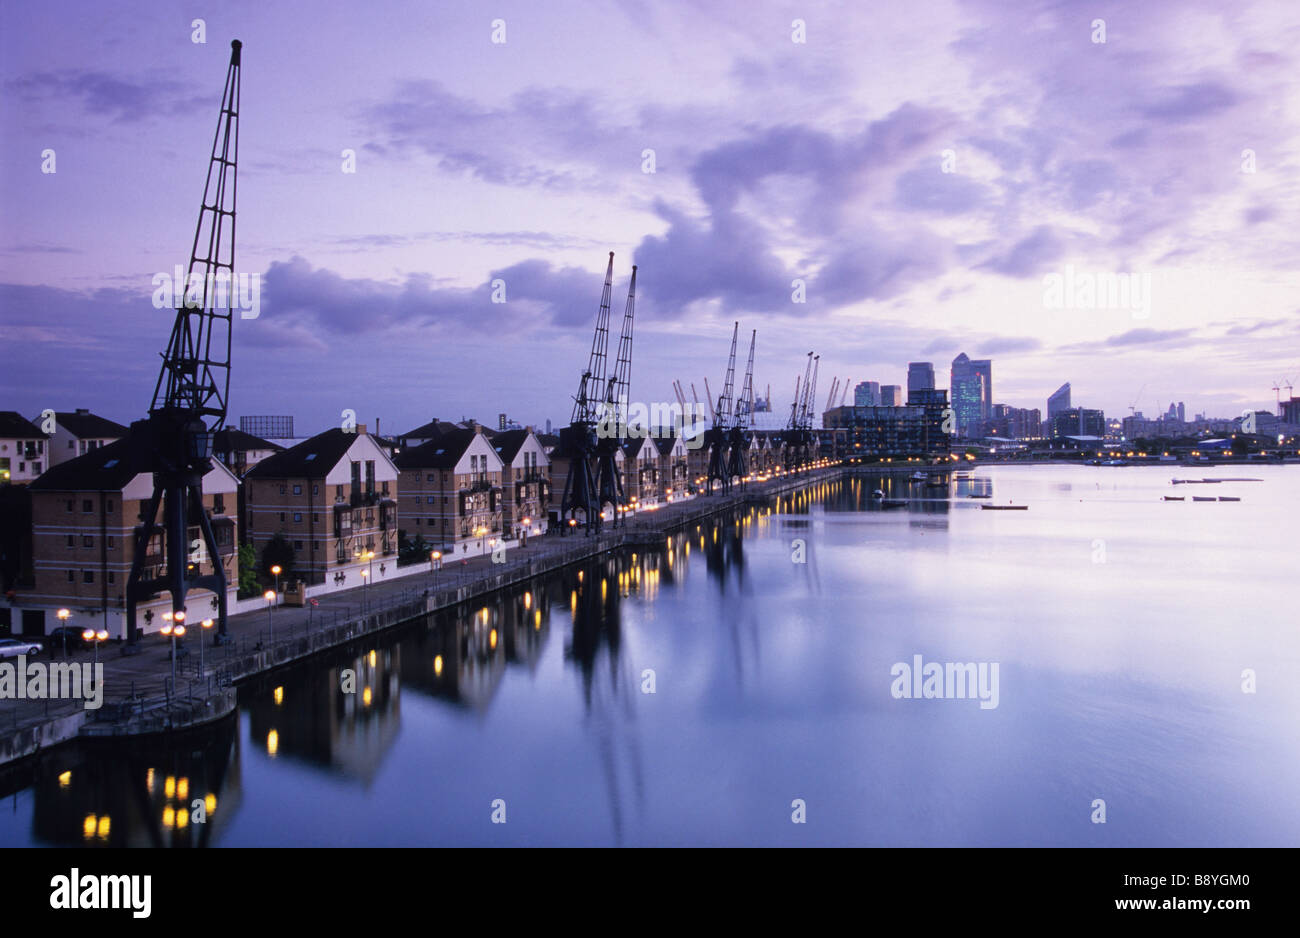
[
  {"x1": 237, "y1": 543, "x2": 259, "y2": 595},
  {"x1": 261, "y1": 533, "x2": 295, "y2": 581},
  {"x1": 398, "y1": 530, "x2": 430, "y2": 566}
]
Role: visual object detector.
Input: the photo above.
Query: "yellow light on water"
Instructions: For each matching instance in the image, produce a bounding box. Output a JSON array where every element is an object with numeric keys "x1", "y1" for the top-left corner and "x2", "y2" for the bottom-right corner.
[
  {"x1": 164, "y1": 775, "x2": 176, "y2": 798},
  {"x1": 97, "y1": 816, "x2": 110, "y2": 840},
  {"x1": 362, "y1": 686, "x2": 373, "y2": 707},
  {"x1": 274, "y1": 686, "x2": 284, "y2": 706},
  {"x1": 434, "y1": 654, "x2": 443, "y2": 676},
  {"x1": 205, "y1": 793, "x2": 217, "y2": 815},
  {"x1": 58, "y1": 771, "x2": 72, "y2": 788},
  {"x1": 83, "y1": 815, "x2": 96, "y2": 839},
  {"x1": 267, "y1": 729, "x2": 279, "y2": 756}
]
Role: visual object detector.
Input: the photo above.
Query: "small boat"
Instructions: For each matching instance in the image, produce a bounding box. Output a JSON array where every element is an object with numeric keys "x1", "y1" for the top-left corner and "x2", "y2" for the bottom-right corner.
[
  {"x1": 881, "y1": 498, "x2": 908, "y2": 509},
  {"x1": 1218, "y1": 496, "x2": 1240, "y2": 502},
  {"x1": 870, "y1": 489, "x2": 885, "y2": 499},
  {"x1": 1162, "y1": 496, "x2": 1184, "y2": 501},
  {"x1": 966, "y1": 493, "x2": 992, "y2": 499},
  {"x1": 1192, "y1": 496, "x2": 1216, "y2": 502},
  {"x1": 909, "y1": 472, "x2": 927, "y2": 481},
  {"x1": 981, "y1": 504, "x2": 1028, "y2": 510}
]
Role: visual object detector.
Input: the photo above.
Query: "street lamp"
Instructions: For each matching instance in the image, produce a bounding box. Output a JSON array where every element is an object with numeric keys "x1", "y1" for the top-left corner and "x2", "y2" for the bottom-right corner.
[
  {"x1": 160, "y1": 619, "x2": 186, "y2": 693},
  {"x1": 264, "y1": 590, "x2": 276, "y2": 645},
  {"x1": 270, "y1": 564, "x2": 282, "y2": 599},
  {"x1": 520, "y1": 518, "x2": 530, "y2": 548},
  {"x1": 200, "y1": 618, "x2": 214, "y2": 674},
  {"x1": 81, "y1": 628, "x2": 109, "y2": 669},
  {"x1": 56, "y1": 608, "x2": 71, "y2": 658}
]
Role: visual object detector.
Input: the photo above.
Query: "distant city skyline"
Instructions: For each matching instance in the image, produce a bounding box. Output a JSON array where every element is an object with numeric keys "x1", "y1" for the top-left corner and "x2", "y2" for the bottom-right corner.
[{"x1": 3, "y1": 0, "x2": 1298, "y2": 435}]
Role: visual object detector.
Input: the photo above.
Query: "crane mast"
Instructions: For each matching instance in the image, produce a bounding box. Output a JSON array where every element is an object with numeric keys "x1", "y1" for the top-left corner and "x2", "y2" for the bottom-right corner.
[
  {"x1": 595, "y1": 265, "x2": 636, "y2": 526},
  {"x1": 726, "y1": 329, "x2": 756, "y2": 489},
  {"x1": 125, "y1": 40, "x2": 243, "y2": 649},
  {"x1": 706, "y1": 322, "x2": 739, "y2": 495}
]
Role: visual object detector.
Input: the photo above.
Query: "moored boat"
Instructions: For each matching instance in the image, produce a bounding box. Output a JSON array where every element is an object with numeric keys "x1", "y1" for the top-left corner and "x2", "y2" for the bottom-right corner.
[{"x1": 1162, "y1": 496, "x2": 1184, "y2": 501}]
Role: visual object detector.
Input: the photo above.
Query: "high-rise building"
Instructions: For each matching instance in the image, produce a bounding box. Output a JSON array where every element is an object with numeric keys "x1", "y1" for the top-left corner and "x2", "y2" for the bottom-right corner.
[
  {"x1": 907, "y1": 362, "x2": 935, "y2": 397},
  {"x1": 1047, "y1": 383, "x2": 1071, "y2": 422},
  {"x1": 854, "y1": 381, "x2": 881, "y2": 407},
  {"x1": 1051, "y1": 407, "x2": 1105, "y2": 439},
  {"x1": 950, "y1": 353, "x2": 993, "y2": 438},
  {"x1": 1177, "y1": 401, "x2": 1185, "y2": 423},
  {"x1": 880, "y1": 385, "x2": 903, "y2": 406}
]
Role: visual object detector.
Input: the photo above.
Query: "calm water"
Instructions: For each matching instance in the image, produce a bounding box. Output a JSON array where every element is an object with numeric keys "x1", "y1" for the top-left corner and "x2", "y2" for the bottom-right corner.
[{"x1": 3, "y1": 464, "x2": 1297, "y2": 847}]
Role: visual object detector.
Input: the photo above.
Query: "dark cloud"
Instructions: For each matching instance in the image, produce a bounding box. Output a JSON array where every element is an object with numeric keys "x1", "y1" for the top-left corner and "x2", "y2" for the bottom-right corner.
[{"x1": 5, "y1": 70, "x2": 208, "y2": 123}]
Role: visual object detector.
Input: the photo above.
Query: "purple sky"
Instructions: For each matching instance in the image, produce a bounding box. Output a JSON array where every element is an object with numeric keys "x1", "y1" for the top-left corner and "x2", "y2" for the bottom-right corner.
[{"x1": 3, "y1": 0, "x2": 1298, "y2": 435}]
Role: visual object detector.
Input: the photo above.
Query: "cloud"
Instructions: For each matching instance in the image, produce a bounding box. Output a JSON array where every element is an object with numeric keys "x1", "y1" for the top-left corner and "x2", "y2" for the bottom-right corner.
[{"x1": 5, "y1": 70, "x2": 207, "y2": 123}]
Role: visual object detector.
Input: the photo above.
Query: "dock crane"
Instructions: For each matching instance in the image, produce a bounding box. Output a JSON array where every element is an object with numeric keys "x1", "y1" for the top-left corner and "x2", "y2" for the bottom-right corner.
[
  {"x1": 783, "y1": 352, "x2": 815, "y2": 470},
  {"x1": 594, "y1": 265, "x2": 636, "y2": 527},
  {"x1": 726, "y1": 329, "x2": 756, "y2": 489},
  {"x1": 824, "y1": 377, "x2": 840, "y2": 413},
  {"x1": 125, "y1": 40, "x2": 243, "y2": 651},
  {"x1": 706, "y1": 322, "x2": 739, "y2": 495},
  {"x1": 558, "y1": 253, "x2": 615, "y2": 536}
]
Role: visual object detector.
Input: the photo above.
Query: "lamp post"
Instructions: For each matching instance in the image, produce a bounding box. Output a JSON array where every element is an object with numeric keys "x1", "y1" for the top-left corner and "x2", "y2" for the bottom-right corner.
[
  {"x1": 520, "y1": 518, "x2": 530, "y2": 548},
  {"x1": 56, "y1": 608, "x2": 70, "y2": 658},
  {"x1": 200, "y1": 618, "x2": 214, "y2": 674},
  {"x1": 160, "y1": 617, "x2": 186, "y2": 693},
  {"x1": 270, "y1": 564, "x2": 282, "y2": 601},
  {"x1": 357, "y1": 549, "x2": 375, "y2": 611},
  {"x1": 264, "y1": 590, "x2": 276, "y2": 645},
  {"x1": 81, "y1": 628, "x2": 109, "y2": 669},
  {"x1": 430, "y1": 550, "x2": 442, "y2": 589}
]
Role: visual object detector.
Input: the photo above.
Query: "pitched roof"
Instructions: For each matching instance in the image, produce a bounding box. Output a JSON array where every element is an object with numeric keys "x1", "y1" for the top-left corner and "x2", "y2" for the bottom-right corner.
[
  {"x1": 652, "y1": 434, "x2": 680, "y2": 457},
  {"x1": 52, "y1": 409, "x2": 129, "y2": 439},
  {"x1": 393, "y1": 429, "x2": 477, "y2": 470},
  {"x1": 622, "y1": 436, "x2": 648, "y2": 459},
  {"x1": 490, "y1": 429, "x2": 531, "y2": 464},
  {"x1": 399, "y1": 419, "x2": 463, "y2": 440},
  {"x1": 244, "y1": 428, "x2": 359, "y2": 479},
  {"x1": 0, "y1": 411, "x2": 41, "y2": 439},
  {"x1": 29, "y1": 435, "x2": 147, "y2": 491},
  {"x1": 536, "y1": 433, "x2": 560, "y2": 450},
  {"x1": 212, "y1": 427, "x2": 281, "y2": 454}
]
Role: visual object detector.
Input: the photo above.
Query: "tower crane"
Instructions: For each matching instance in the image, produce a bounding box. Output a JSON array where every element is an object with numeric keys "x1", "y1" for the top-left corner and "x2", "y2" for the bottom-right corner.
[
  {"x1": 784, "y1": 352, "x2": 814, "y2": 470},
  {"x1": 825, "y1": 377, "x2": 840, "y2": 413},
  {"x1": 125, "y1": 40, "x2": 243, "y2": 650},
  {"x1": 706, "y1": 322, "x2": 739, "y2": 495},
  {"x1": 726, "y1": 329, "x2": 756, "y2": 489}
]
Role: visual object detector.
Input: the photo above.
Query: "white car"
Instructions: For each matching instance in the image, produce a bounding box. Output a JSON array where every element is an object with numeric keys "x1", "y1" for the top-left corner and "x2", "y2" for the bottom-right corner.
[{"x1": 0, "y1": 638, "x2": 44, "y2": 658}]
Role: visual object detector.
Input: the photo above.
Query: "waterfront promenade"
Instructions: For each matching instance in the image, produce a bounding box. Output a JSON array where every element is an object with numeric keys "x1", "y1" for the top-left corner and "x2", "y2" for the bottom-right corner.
[{"x1": 0, "y1": 466, "x2": 840, "y2": 766}]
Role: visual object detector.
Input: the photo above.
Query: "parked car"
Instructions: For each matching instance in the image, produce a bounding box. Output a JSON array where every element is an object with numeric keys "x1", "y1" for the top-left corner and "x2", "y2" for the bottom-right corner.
[
  {"x1": 44, "y1": 626, "x2": 89, "y2": 653},
  {"x1": 0, "y1": 637, "x2": 44, "y2": 658}
]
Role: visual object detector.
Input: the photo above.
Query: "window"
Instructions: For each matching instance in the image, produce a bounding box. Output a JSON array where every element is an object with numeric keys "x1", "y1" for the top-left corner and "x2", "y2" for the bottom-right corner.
[
  {"x1": 83, "y1": 570, "x2": 94, "y2": 584},
  {"x1": 106, "y1": 499, "x2": 113, "y2": 512},
  {"x1": 381, "y1": 481, "x2": 389, "y2": 496},
  {"x1": 336, "y1": 484, "x2": 344, "y2": 500},
  {"x1": 66, "y1": 535, "x2": 75, "y2": 548},
  {"x1": 312, "y1": 484, "x2": 319, "y2": 495},
  {"x1": 293, "y1": 512, "x2": 302, "y2": 522},
  {"x1": 279, "y1": 512, "x2": 286, "y2": 523},
  {"x1": 67, "y1": 570, "x2": 75, "y2": 582},
  {"x1": 33, "y1": 462, "x2": 41, "y2": 474},
  {"x1": 427, "y1": 496, "x2": 435, "y2": 504},
  {"x1": 279, "y1": 485, "x2": 287, "y2": 495},
  {"x1": 82, "y1": 499, "x2": 93, "y2": 513},
  {"x1": 83, "y1": 535, "x2": 93, "y2": 548},
  {"x1": 312, "y1": 514, "x2": 319, "y2": 523},
  {"x1": 107, "y1": 572, "x2": 115, "y2": 585},
  {"x1": 294, "y1": 540, "x2": 304, "y2": 550},
  {"x1": 213, "y1": 493, "x2": 225, "y2": 514},
  {"x1": 427, "y1": 473, "x2": 435, "y2": 482},
  {"x1": 107, "y1": 536, "x2": 115, "y2": 548},
  {"x1": 65, "y1": 499, "x2": 73, "y2": 512},
  {"x1": 67, "y1": 440, "x2": 74, "y2": 450},
  {"x1": 293, "y1": 484, "x2": 302, "y2": 495}
]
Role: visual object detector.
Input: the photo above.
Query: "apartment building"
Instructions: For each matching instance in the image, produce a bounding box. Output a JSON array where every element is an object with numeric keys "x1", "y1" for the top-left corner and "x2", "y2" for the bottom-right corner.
[
  {"x1": 489, "y1": 429, "x2": 549, "y2": 541},
  {"x1": 0, "y1": 411, "x2": 47, "y2": 484},
  {"x1": 7, "y1": 435, "x2": 239, "y2": 639},
  {"x1": 653, "y1": 433, "x2": 689, "y2": 499},
  {"x1": 621, "y1": 436, "x2": 658, "y2": 505},
  {"x1": 244, "y1": 427, "x2": 400, "y2": 588},
  {"x1": 395, "y1": 427, "x2": 506, "y2": 559},
  {"x1": 45, "y1": 409, "x2": 129, "y2": 468},
  {"x1": 212, "y1": 427, "x2": 282, "y2": 478}
]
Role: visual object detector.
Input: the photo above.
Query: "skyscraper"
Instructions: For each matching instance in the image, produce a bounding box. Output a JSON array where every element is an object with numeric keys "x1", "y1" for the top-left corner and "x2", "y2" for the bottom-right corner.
[
  {"x1": 881, "y1": 385, "x2": 903, "y2": 406},
  {"x1": 907, "y1": 362, "x2": 935, "y2": 398},
  {"x1": 854, "y1": 381, "x2": 881, "y2": 407},
  {"x1": 950, "y1": 353, "x2": 993, "y2": 438},
  {"x1": 1047, "y1": 383, "x2": 1071, "y2": 421}
]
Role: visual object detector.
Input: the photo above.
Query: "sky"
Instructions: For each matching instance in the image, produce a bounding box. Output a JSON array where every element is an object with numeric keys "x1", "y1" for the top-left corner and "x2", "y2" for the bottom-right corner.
[{"x1": 2, "y1": 0, "x2": 1299, "y2": 437}]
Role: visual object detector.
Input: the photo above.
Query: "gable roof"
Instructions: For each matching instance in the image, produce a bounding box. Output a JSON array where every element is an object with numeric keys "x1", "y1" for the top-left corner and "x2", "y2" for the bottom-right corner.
[
  {"x1": 28, "y1": 435, "x2": 147, "y2": 491},
  {"x1": 245, "y1": 428, "x2": 361, "y2": 479},
  {"x1": 52, "y1": 409, "x2": 129, "y2": 439},
  {"x1": 0, "y1": 411, "x2": 42, "y2": 439},
  {"x1": 490, "y1": 429, "x2": 532, "y2": 464},
  {"x1": 622, "y1": 436, "x2": 649, "y2": 459},
  {"x1": 400, "y1": 419, "x2": 465, "y2": 440},
  {"x1": 213, "y1": 427, "x2": 281, "y2": 454},
  {"x1": 652, "y1": 434, "x2": 680, "y2": 457},
  {"x1": 393, "y1": 429, "x2": 478, "y2": 470}
]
